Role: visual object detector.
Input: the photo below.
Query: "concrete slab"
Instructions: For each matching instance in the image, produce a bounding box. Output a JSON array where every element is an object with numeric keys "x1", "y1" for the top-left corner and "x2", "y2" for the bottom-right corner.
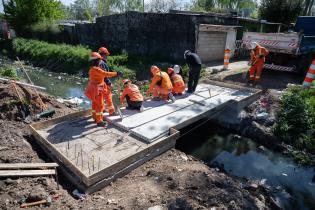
[
  {"x1": 30, "y1": 110, "x2": 180, "y2": 193},
  {"x1": 130, "y1": 94, "x2": 236, "y2": 142},
  {"x1": 106, "y1": 91, "x2": 215, "y2": 130}
]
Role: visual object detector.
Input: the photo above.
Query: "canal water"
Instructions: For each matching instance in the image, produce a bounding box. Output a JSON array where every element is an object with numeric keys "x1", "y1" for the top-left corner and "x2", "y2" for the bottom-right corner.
[
  {"x1": 176, "y1": 121, "x2": 315, "y2": 210},
  {"x1": 6, "y1": 62, "x2": 315, "y2": 210}
]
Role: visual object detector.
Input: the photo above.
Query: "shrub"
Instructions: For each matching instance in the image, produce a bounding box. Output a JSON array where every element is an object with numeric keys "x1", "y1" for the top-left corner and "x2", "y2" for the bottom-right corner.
[
  {"x1": 12, "y1": 38, "x2": 91, "y2": 73},
  {"x1": 274, "y1": 87, "x2": 315, "y2": 153}
]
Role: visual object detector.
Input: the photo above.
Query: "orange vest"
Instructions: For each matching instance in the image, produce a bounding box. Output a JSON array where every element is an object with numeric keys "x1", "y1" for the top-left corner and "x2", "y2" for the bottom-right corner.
[
  {"x1": 148, "y1": 71, "x2": 173, "y2": 93},
  {"x1": 251, "y1": 45, "x2": 269, "y2": 64},
  {"x1": 120, "y1": 84, "x2": 144, "y2": 102},
  {"x1": 170, "y1": 73, "x2": 185, "y2": 89},
  {"x1": 85, "y1": 66, "x2": 117, "y2": 101}
]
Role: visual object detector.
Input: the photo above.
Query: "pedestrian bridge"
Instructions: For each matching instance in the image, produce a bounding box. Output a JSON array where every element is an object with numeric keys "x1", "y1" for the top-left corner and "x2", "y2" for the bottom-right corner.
[{"x1": 30, "y1": 81, "x2": 261, "y2": 193}]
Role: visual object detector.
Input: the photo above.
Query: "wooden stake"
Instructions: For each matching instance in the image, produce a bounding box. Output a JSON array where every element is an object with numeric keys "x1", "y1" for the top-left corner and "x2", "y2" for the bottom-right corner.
[
  {"x1": 67, "y1": 139, "x2": 70, "y2": 150},
  {"x1": 208, "y1": 88, "x2": 211, "y2": 98}
]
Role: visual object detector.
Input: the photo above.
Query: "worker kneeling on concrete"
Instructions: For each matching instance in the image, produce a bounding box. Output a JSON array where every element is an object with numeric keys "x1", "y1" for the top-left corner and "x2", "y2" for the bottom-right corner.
[
  {"x1": 248, "y1": 42, "x2": 269, "y2": 84},
  {"x1": 146, "y1": 65, "x2": 176, "y2": 102},
  {"x1": 85, "y1": 52, "x2": 122, "y2": 126},
  {"x1": 167, "y1": 67, "x2": 185, "y2": 95},
  {"x1": 120, "y1": 79, "x2": 144, "y2": 111}
]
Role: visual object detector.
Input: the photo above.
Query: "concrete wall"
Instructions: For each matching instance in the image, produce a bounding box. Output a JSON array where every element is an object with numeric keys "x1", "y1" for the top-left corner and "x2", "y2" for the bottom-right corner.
[{"x1": 76, "y1": 11, "x2": 238, "y2": 60}]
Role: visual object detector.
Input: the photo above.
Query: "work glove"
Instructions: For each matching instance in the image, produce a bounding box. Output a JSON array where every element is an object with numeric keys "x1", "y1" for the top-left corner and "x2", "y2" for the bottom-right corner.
[{"x1": 117, "y1": 71, "x2": 123, "y2": 78}]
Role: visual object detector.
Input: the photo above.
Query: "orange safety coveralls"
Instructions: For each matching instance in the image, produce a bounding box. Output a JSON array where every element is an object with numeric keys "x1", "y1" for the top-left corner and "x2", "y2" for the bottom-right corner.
[
  {"x1": 249, "y1": 44, "x2": 269, "y2": 82},
  {"x1": 170, "y1": 73, "x2": 185, "y2": 94},
  {"x1": 148, "y1": 70, "x2": 173, "y2": 100},
  {"x1": 84, "y1": 66, "x2": 117, "y2": 123},
  {"x1": 120, "y1": 84, "x2": 144, "y2": 104}
]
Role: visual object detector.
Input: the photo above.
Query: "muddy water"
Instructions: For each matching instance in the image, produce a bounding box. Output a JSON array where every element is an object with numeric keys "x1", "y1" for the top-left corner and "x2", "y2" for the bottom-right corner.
[
  {"x1": 176, "y1": 122, "x2": 315, "y2": 210},
  {"x1": 17, "y1": 66, "x2": 121, "y2": 108}
]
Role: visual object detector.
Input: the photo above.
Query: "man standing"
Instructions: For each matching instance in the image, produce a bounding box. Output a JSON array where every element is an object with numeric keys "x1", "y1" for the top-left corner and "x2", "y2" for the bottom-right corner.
[
  {"x1": 98, "y1": 47, "x2": 116, "y2": 115},
  {"x1": 248, "y1": 42, "x2": 269, "y2": 84},
  {"x1": 184, "y1": 50, "x2": 202, "y2": 93}
]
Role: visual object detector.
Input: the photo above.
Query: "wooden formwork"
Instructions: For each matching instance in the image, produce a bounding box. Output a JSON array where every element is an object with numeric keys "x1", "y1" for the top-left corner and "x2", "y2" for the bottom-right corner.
[{"x1": 30, "y1": 110, "x2": 180, "y2": 194}]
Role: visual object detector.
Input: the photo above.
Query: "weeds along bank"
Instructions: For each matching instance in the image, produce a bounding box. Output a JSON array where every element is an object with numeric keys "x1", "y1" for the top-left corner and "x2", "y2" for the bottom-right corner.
[
  {"x1": 0, "y1": 38, "x2": 135, "y2": 78},
  {"x1": 0, "y1": 38, "x2": 193, "y2": 80},
  {"x1": 274, "y1": 87, "x2": 315, "y2": 165}
]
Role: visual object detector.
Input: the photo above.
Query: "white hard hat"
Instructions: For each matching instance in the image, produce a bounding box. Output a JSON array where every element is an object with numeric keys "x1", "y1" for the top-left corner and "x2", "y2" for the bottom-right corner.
[
  {"x1": 173, "y1": 65, "x2": 180, "y2": 74},
  {"x1": 249, "y1": 42, "x2": 258, "y2": 49}
]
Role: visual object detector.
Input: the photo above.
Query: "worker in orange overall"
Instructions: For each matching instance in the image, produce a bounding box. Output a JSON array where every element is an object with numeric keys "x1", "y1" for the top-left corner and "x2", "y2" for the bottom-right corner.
[
  {"x1": 146, "y1": 66, "x2": 176, "y2": 102},
  {"x1": 98, "y1": 47, "x2": 116, "y2": 115},
  {"x1": 85, "y1": 52, "x2": 122, "y2": 126},
  {"x1": 167, "y1": 67, "x2": 185, "y2": 95},
  {"x1": 248, "y1": 42, "x2": 269, "y2": 84},
  {"x1": 120, "y1": 79, "x2": 144, "y2": 111}
]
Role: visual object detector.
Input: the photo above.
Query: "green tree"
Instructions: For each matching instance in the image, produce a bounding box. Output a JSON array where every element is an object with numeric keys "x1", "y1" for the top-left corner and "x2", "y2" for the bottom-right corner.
[
  {"x1": 4, "y1": 0, "x2": 64, "y2": 31},
  {"x1": 302, "y1": 0, "x2": 315, "y2": 15},
  {"x1": 259, "y1": 0, "x2": 303, "y2": 24},
  {"x1": 69, "y1": 0, "x2": 93, "y2": 20},
  {"x1": 191, "y1": 0, "x2": 257, "y2": 12}
]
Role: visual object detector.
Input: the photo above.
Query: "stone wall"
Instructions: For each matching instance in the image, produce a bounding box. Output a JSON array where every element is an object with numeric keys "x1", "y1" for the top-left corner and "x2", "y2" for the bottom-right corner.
[{"x1": 75, "y1": 11, "x2": 238, "y2": 60}]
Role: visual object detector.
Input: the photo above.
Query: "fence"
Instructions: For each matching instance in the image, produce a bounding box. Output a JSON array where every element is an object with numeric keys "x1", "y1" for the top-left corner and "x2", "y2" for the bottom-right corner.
[{"x1": 233, "y1": 40, "x2": 250, "y2": 60}]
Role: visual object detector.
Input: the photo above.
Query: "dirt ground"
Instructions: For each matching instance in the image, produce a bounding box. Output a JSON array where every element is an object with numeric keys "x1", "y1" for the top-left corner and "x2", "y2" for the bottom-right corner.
[
  {"x1": 205, "y1": 63, "x2": 305, "y2": 90},
  {"x1": 0, "y1": 80, "x2": 276, "y2": 209}
]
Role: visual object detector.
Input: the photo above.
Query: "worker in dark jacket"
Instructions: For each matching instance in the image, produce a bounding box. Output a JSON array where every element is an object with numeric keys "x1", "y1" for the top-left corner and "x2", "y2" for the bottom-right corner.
[{"x1": 184, "y1": 50, "x2": 202, "y2": 93}]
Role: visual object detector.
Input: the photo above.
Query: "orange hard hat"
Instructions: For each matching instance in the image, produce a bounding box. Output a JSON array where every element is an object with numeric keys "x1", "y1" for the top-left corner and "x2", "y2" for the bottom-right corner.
[
  {"x1": 90, "y1": 52, "x2": 102, "y2": 60},
  {"x1": 150, "y1": 65, "x2": 160, "y2": 75},
  {"x1": 122, "y1": 79, "x2": 131, "y2": 85},
  {"x1": 167, "y1": 67, "x2": 174, "y2": 75},
  {"x1": 98, "y1": 47, "x2": 110, "y2": 56}
]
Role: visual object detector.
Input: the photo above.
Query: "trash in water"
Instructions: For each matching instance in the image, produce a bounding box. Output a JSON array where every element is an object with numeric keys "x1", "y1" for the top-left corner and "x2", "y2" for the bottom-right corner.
[
  {"x1": 76, "y1": 82, "x2": 82, "y2": 85},
  {"x1": 58, "y1": 76, "x2": 62, "y2": 80},
  {"x1": 282, "y1": 173, "x2": 288, "y2": 177},
  {"x1": 256, "y1": 112, "x2": 269, "y2": 120},
  {"x1": 72, "y1": 189, "x2": 87, "y2": 200}
]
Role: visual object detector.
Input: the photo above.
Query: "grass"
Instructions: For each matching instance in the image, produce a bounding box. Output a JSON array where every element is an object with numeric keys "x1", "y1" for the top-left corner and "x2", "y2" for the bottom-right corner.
[
  {"x1": 3, "y1": 38, "x2": 193, "y2": 82},
  {"x1": 0, "y1": 65, "x2": 19, "y2": 80},
  {"x1": 274, "y1": 87, "x2": 315, "y2": 155}
]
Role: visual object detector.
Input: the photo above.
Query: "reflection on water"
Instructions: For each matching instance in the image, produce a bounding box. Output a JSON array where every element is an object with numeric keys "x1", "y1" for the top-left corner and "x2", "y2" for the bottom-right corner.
[{"x1": 176, "y1": 121, "x2": 315, "y2": 210}]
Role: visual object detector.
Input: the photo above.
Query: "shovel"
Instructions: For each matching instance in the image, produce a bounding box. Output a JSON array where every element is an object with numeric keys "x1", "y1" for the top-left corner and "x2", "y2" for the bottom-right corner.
[{"x1": 115, "y1": 79, "x2": 123, "y2": 119}]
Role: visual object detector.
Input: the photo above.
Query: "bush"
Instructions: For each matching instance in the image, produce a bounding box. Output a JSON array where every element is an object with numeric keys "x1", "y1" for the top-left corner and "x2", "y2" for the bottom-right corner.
[
  {"x1": 12, "y1": 38, "x2": 90, "y2": 74},
  {"x1": 0, "y1": 65, "x2": 19, "y2": 79},
  {"x1": 274, "y1": 87, "x2": 315, "y2": 153}
]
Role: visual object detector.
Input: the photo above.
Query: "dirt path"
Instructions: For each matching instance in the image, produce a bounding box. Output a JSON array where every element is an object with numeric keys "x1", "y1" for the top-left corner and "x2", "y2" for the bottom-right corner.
[{"x1": 0, "y1": 81, "x2": 275, "y2": 210}]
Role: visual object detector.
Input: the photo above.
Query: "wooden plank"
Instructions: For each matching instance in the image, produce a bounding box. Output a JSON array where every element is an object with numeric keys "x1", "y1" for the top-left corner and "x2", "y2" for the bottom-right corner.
[
  {"x1": 0, "y1": 169, "x2": 55, "y2": 177},
  {"x1": 0, "y1": 163, "x2": 58, "y2": 169},
  {"x1": 29, "y1": 125, "x2": 90, "y2": 185},
  {"x1": 31, "y1": 109, "x2": 91, "y2": 130}
]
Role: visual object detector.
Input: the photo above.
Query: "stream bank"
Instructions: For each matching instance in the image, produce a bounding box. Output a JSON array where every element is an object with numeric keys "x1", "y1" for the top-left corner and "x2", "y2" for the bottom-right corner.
[{"x1": 0, "y1": 80, "x2": 274, "y2": 209}]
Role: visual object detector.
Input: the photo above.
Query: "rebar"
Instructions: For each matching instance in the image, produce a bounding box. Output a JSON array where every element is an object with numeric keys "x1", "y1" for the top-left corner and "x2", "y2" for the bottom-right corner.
[
  {"x1": 92, "y1": 155, "x2": 95, "y2": 172},
  {"x1": 81, "y1": 144, "x2": 83, "y2": 170},
  {"x1": 98, "y1": 157, "x2": 101, "y2": 171},
  {"x1": 76, "y1": 152, "x2": 80, "y2": 165}
]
